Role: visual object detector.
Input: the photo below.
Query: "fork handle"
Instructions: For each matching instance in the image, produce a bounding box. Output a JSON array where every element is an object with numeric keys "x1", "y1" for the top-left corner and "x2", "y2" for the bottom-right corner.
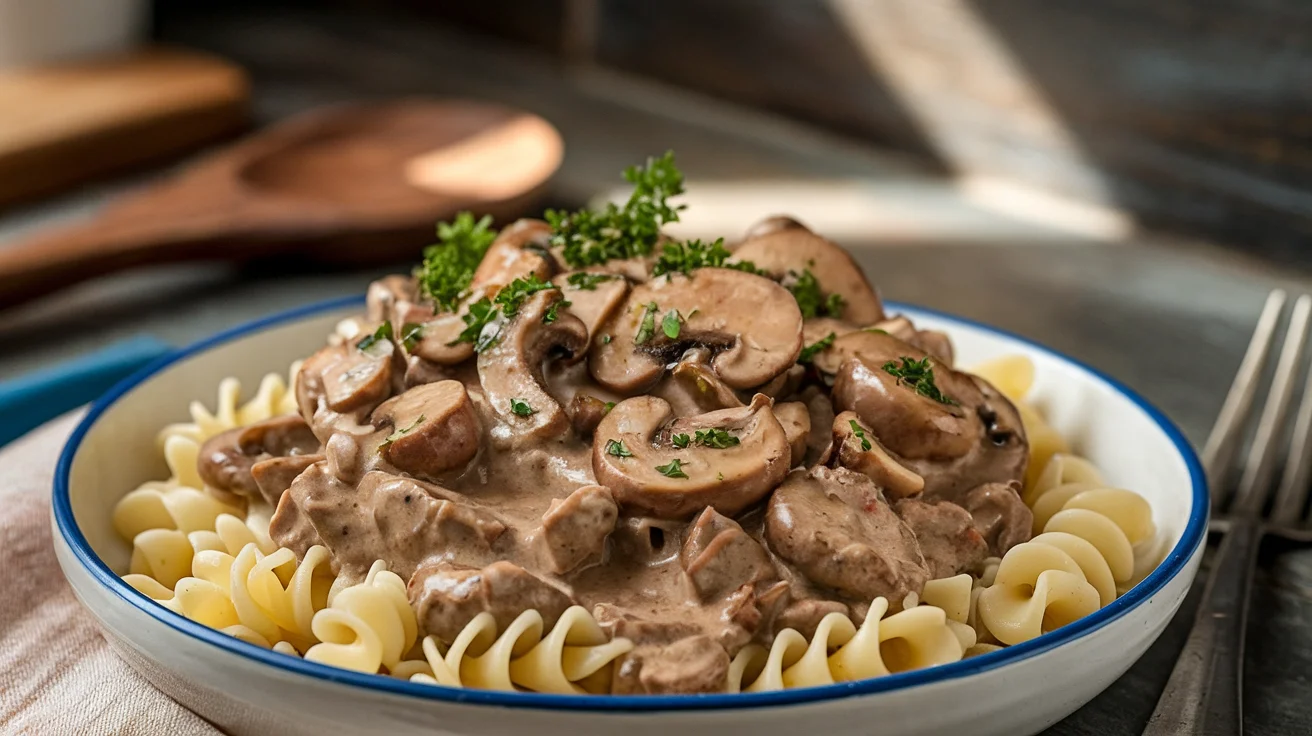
[{"x1": 1143, "y1": 520, "x2": 1262, "y2": 736}]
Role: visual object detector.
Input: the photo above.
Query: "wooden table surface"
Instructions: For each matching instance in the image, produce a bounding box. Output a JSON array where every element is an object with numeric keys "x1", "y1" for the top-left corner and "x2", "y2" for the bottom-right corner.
[{"x1": 1, "y1": 8, "x2": 1309, "y2": 734}]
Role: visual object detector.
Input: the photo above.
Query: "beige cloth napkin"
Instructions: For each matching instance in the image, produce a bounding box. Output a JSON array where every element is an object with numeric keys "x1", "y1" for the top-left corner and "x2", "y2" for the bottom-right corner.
[{"x1": 0, "y1": 412, "x2": 219, "y2": 736}]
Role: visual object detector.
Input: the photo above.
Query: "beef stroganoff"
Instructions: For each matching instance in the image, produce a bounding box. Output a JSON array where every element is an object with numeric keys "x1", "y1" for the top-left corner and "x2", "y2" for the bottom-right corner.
[{"x1": 114, "y1": 154, "x2": 1159, "y2": 695}]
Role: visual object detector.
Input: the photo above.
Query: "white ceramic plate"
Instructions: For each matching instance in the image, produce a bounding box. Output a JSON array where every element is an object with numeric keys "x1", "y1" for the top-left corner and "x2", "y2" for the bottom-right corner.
[{"x1": 52, "y1": 297, "x2": 1208, "y2": 736}]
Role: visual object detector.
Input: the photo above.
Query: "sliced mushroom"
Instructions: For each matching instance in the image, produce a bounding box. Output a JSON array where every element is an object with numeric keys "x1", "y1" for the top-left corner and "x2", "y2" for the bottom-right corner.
[
  {"x1": 773, "y1": 402, "x2": 811, "y2": 468},
  {"x1": 589, "y1": 268, "x2": 803, "y2": 394},
  {"x1": 826, "y1": 331, "x2": 1028, "y2": 501},
  {"x1": 733, "y1": 220, "x2": 883, "y2": 324},
  {"x1": 798, "y1": 386, "x2": 836, "y2": 467},
  {"x1": 250, "y1": 454, "x2": 321, "y2": 506},
  {"x1": 531, "y1": 484, "x2": 619, "y2": 574},
  {"x1": 371, "y1": 380, "x2": 481, "y2": 479},
  {"x1": 477, "y1": 290, "x2": 588, "y2": 441},
  {"x1": 469, "y1": 218, "x2": 554, "y2": 293},
  {"x1": 651, "y1": 348, "x2": 745, "y2": 417},
  {"x1": 832, "y1": 357, "x2": 976, "y2": 460},
  {"x1": 802, "y1": 317, "x2": 858, "y2": 349},
  {"x1": 296, "y1": 338, "x2": 395, "y2": 438},
  {"x1": 758, "y1": 364, "x2": 804, "y2": 401},
  {"x1": 871, "y1": 315, "x2": 954, "y2": 366},
  {"x1": 680, "y1": 507, "x2": 776, "y2": 600},
  {"x1": 366, "y1": 275, "x2": 418, "y2": 325},
  {"x1": 592, "y1": 394, "x2": 791, "y2": 519},
  {"x1": 828, "y1": 411, "x2": 925, "y2": 499},
  {"x1": 960, "y1": 481, "x2": 1033, "y2": 556},
  {"x1": 566, "y1": 394, "x2": 611, "y2": 439},
  {"x1": 741, "y1": 214, "x2": 807, "y2": 240},
  {"x1": 554, "y1": 271, "x2": 630, "y2": 347},
  {"x1": 197, "y1": 415, "x2": 322, "y2": 505},
  {"x1": 405, "y1": 312, "x2": 475, "y2": 366},
  {"x1": 764, "y1": 466, "x2": 928, "y2": 605}
]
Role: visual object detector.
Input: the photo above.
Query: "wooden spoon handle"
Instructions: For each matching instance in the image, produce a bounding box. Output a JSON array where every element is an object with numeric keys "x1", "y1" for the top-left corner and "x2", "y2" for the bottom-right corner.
[{"x1": 0, "y1": 215, "x2": 249, "y2": 311}]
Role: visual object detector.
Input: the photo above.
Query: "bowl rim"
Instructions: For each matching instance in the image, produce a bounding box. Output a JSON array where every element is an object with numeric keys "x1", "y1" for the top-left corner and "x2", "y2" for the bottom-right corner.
[{"x1": 53, "y1": 295, "x2": 1209, "y2": 713}]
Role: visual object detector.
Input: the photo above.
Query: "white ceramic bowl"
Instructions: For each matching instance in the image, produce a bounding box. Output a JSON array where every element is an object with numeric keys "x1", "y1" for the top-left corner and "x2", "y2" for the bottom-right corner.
[{"x1": 52, "y1": 297, "x2": 1208, "y2": 736}]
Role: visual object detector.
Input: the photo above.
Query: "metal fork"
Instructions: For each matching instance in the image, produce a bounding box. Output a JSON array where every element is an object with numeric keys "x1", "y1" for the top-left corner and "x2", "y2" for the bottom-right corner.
[{"x1": 1145, "y1": 289, "x2": 1312, "y2": 736}]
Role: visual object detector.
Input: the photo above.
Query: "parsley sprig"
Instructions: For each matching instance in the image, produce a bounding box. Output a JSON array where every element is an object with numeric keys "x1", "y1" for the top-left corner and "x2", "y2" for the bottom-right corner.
[
  {"x1": 634, "y1": 302, "x2": 660, "y2": 345},
  {"x1": 651, "y1": 238, "x2": 764, "y2": 277},
  {"x1": 451, "y1": 275, "x2": 560, "y2": 352},
  {"x1": 605, "y1": 439, "x2": 633, "y2": 458},
  {"x1": 509, "y1": 398, "x2": 536, "y2": 417},
  {"x1": 655, "y1": 458, "x2": 689, "y2": 478},
  {"x1": 848, "y1": 419, "x2": 872, "y2": 451},
  {"x1": 356, "y1": 322, "x2": 393, "y2": 354},
  {"x1": 670, "y1": 428, "x2": 739, "y2": 449},
  {"x1": 548, "y1": 152, "x2": 686, "y2": 268},
  {"x1": 882, "y1": 356, "x2": 957, "y2": 405},
  {"x1": 565, "y1": 272, "x2": 616, "y2": 291},
  {"x1": 786, "y1": 268, "x2": 845, "y2": 319},
  {"x1": 380, "y1": 415, "x2": 425, "y2": 452},
  {"x1": 415, "y1": 212, "x2": 499, "y2": 312},
  {"x1": 798, "y1": 331, "x2": 836, "y2": 364}
]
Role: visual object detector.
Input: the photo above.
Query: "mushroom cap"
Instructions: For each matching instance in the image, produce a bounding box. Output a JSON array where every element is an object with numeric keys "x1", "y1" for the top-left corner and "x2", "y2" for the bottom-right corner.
[
  {"x1": 553, "y1": 270, "x2": 630, "y2": 348},
  {"x1": 477, "y1": 289, "x2": 589, "y2": 440},
  {"x1": 470, "y1": 218, "x2": 554, "y2": 294},
  {"x1": 733, "y1": 222, "x2": 884, "y2": 325},
  {"x1": 296, "y1": 339, "x2": 395, "y2": 430},
  {"x1": 372, "y1": 380, "x2": 482, "y2": 479},
  {"x1": 773, "y1": 401, "x2": 812, "y2": 469},
  {"x1": 588, "y1": 268, "x2": 803, "y2": 394},
  {"x1": 829, "y1": 411, "x2": 925, "y2": 498},
  {"x1": 832, "y1": 357, "x2": 977, "y2": 460},
  {"x1": 591, "y1": 393, "x2": 791, "y2": 519}
]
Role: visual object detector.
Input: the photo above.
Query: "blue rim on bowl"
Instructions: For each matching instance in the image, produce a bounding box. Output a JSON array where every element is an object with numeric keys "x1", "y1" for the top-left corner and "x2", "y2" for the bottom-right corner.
[{"x1": 53, "y1": 296, "x2": 1209, "y2": 712}]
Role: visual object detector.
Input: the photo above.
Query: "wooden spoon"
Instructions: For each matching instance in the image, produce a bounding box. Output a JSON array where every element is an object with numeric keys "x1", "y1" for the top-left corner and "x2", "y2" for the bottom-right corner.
[{"x1": 0, "y1": 99, "x2": 564, "y2": 311}]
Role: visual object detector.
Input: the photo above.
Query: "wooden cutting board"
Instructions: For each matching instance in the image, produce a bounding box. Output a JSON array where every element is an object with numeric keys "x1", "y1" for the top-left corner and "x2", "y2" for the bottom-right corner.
[{"x1": 0, "y1": 46, "x2": 249, "y2": 207}]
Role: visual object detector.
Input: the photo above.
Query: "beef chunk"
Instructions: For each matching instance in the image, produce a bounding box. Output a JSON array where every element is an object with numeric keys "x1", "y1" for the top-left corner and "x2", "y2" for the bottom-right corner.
[{"x1": 408, "y1": 560, "x2": 574, "y2": 642}]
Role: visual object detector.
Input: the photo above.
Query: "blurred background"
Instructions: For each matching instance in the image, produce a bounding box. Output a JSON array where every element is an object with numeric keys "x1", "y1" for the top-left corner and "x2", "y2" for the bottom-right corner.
[
  {"x1": 6, "y1": 0, "x2": 1309, "y2": 447},
  {"x1": 0, "y1": 1, "x2": 1310, "y2": 731}
]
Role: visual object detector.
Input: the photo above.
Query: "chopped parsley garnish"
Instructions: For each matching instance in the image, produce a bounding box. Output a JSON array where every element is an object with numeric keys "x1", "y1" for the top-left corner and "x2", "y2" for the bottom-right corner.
[
  {"x1": 415, "y1": 212, "x2": 499, "y2": 312},
  {"x1": 786, "y1": 268, "x2": 845, "y2": 319},
  {"x1": 379, "y1": 415, "x2": 425, "y2": 452},
  {"x1": 400, "y1": 322, "x2": 424, "y2": 352},
  {"x1": 864, "y1": 327, "x2": 889, "y2": 335},
  {"x1": 849, "y1": 419, "x2": 872, "y2": 451},
  {"x1": 548, "y1": 151, "x2": 686, "y2": 268},
  {"x1": 565, "y1": 272, "x2": 616, "y2": 291},
  {"x1": 605, "y1": 439, "x2": 633, "y2": 458},
  {"x1": 634, "y1": 301, "x2": 660, "y2": 345},
  {"x1": 694, "y1": 428, "x2": 740, "y2": 449},
  {"x1": 543, "y1": 299, "x2": 571, "y2": 324},
  {"x1": 601, "y1": 334, "x2": 612, "y2": 344},
  {"x1": 672, "y1": 433, "x2": 691, "y2": 448},
  {"x1": 451, "y1": 275, "x2": 560, "y2": 352},
  {"x1": 655, "y1": 459, "x2": 689, "y2": 478},
  {"x1": 717, "y1": 471, "x2": 725, "y2": 481},
  {"x1": 356, "y1": 322, "x2": 393, "y2": 353},
  {"x1": 798, "y1": 332, "x2": 836, "y2": 364},
  {"x1": 509, "y1": 398, "x2": 536, "y2": 417},
  {"x1": 662, "y1": 309, "x2": 682, "y2": 339},
  {"x1": 882, "y1": 356, "x2": 957, "y2": 405},
  {"x1": 651, "y1": 238, "x2": 764, "y2": 277},
  {"x1": 604, "y1": 401, "x2": 616, "y2": 412}
]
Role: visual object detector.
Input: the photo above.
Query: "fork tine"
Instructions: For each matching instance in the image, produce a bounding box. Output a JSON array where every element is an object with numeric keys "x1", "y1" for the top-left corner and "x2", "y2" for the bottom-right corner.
[
  {"x1": 1203, "y1": 289, "x2": 1287, "y2": 499},
  {"x1": 1233, "y1": 294, "x2": 1312, "y2": 517},
  {"x1": 1271, "y1": 344, "x2": 1312, "y2": 527}
]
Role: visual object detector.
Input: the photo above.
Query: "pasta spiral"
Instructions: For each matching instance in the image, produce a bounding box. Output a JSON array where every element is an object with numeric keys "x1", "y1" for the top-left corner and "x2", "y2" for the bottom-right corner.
[
  {"x1": 125, "y1": 541, "x2": 334, "y2": 652},
  {"x1": 396, "y1": 606, "x2": 634, "y2": 694},
  {"x1": 728, "y1": 597, "x2": 965, "y2": 692},
  {"x1": 305, "y1": 561, "x2": 418, "y2": 674}
]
